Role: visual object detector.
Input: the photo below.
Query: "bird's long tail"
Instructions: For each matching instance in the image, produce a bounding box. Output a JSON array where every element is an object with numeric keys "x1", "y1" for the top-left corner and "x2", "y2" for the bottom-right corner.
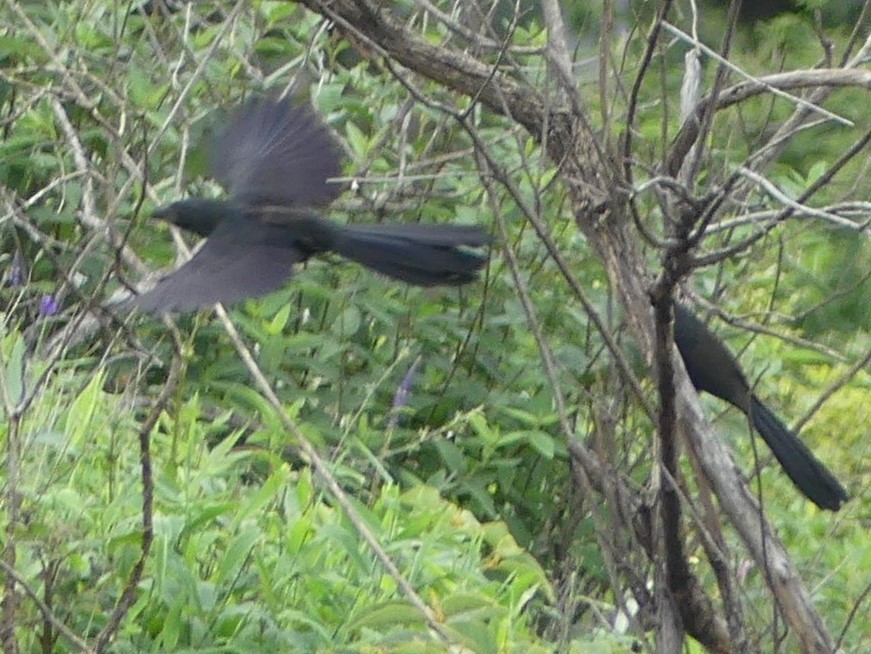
[
  {"x1": 333, "y1": 223, "x2": 491, "y2": 286},
  {"x1": 749, "y1": 396, "x2": 848, "y2": 510}
]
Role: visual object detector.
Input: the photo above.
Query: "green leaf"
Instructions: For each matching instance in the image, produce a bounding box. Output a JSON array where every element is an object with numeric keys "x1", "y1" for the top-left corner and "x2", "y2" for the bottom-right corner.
[
  {"x1": 3, "y1": 332, "x2": 25, "y2": 407},
  {"x1": 348, "y1": 601, "x2": 426, "y2": 630},
  {"x1": 526, "y1": 430, "x2": 555, "y2": 459}
]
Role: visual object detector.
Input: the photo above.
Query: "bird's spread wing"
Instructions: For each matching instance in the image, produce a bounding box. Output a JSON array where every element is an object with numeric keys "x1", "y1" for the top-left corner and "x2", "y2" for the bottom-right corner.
[
  {"x1": 210, "y1": 95, "x2": 342, "y2": 207},
  {"x1": 131, "y1": 220, "x2": 302, "y2": 313}
]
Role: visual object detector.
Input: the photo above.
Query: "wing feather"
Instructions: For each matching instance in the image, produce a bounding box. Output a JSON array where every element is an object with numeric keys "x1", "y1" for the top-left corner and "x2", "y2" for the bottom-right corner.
[
  {"x1": 132, "y1": 221, "x2": 302, "y2": 313},
  {"x1": 210, "y1": 95, "x2": 342, "y2": 207}
]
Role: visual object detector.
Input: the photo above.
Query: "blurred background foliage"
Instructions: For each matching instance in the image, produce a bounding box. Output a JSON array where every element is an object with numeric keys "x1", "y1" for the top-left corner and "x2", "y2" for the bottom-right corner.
[{"x1": 0, "y1": 0, "x2": 867, "y2": 652}]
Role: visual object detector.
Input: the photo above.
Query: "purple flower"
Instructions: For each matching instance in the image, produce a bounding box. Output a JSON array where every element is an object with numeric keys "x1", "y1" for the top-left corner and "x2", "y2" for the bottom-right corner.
[
  {"x1": 388, "y1": 357, "x2": 421, "y2": 429},
  {"x1": 39, "y1": 295, "x2": 59, "y2": 316}
]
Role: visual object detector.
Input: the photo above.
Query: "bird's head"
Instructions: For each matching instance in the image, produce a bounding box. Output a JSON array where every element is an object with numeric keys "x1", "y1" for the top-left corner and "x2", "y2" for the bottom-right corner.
[{"x1": 152, "y1": 198, "x2": 232, "y2": 237}]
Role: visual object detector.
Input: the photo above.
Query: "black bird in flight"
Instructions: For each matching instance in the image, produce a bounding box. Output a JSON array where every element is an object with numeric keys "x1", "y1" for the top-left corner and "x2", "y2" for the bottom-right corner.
[
  {"x1": 132, "y1": 95, "x2": 491, "y2": 313},
  {"x1": 673, "y1": 303, "x2": 849, "y2": 511}
]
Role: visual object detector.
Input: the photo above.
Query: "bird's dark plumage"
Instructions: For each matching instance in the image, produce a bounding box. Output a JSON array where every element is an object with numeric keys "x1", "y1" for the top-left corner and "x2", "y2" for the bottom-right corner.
[
  {"x1": 210, "y1": 96, "x2": 343, "y2": 207},
  {"x1": 132, "y1": 95, "x2": 490, "y2": 313},
  {"x1": 673, "y1": 303, "x2": 849, "y2": 511},
  {"x1": 132, "y1": 213, "x2": 305, "y2": 313}
]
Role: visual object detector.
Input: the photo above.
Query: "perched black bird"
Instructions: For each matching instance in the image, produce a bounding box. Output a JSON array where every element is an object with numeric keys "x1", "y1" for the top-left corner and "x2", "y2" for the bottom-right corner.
[
  {"x1": 132, "y1": 95, "x2": 490, "y2": 313},
  {"x1": 673, "y1": 303, "x2": 849, "y2": 511}
]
